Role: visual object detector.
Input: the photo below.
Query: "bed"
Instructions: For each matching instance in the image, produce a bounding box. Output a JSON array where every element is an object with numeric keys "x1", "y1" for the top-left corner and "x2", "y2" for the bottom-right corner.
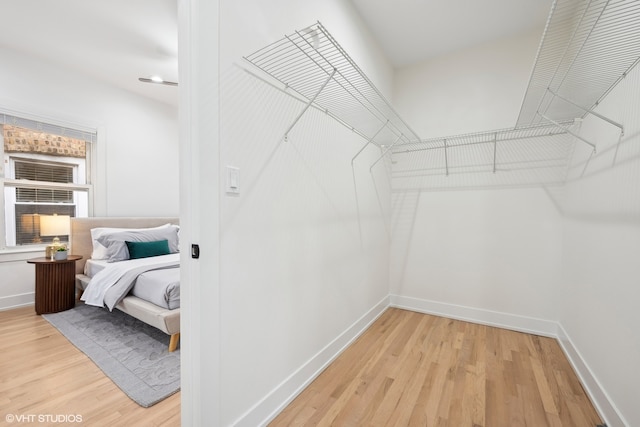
[{"x1": 70, "y1": 217, "x2": 181, "y2": 352}]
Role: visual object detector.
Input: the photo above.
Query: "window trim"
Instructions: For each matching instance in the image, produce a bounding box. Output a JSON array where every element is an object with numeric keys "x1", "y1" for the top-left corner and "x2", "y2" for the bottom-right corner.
[{"x1": 0, "y1": 109, "x2": 98, "y2": 252}]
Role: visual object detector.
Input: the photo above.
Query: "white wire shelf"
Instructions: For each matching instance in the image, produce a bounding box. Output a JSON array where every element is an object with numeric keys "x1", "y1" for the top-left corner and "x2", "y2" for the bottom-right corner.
[
  {"x1": 517, "y1": 0, "x2": 640, "y2": 127},
  {"x1": 391, "y1": 123, "x2": 578, "y2": 190},
  {"x1": 392, "y1": 122, "x2": 573, "y2": 172},
  {"x1": 244, "y1": 22, "x2": 421, "y2": 147},
  {"x1": 243, "y1": 3, "x2": 638, "y2": 187}
]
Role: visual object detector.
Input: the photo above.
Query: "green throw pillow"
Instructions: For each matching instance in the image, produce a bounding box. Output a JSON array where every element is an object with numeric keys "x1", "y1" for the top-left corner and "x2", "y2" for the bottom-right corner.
[{"x1": 125, "y1": 239, "x2": 171, "y2": 259}]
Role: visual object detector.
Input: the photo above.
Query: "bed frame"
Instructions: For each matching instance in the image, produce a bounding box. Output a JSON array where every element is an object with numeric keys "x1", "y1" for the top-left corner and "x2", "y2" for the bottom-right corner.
[{"x1": 70, "y1": 217, "x2": 181, "y2": 352}]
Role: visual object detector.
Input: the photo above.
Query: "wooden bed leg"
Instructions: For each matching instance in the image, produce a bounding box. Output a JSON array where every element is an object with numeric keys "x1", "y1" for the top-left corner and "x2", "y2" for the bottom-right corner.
[{"x1": 169, "y1": 333, "x2": 180, "y2": 352}]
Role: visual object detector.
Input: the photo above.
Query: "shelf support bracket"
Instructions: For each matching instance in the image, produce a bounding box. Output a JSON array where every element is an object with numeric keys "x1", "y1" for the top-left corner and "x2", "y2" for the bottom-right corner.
[
  {"x1": 492, "y1": 132, "x2": 498, "y2": 174},
  {"x1": 351, "y1": 120, "x2": 388, "y2": 165},
  {"x1": 369, "y1": 134, "x2": 402, "y2": 172},
  {"x1": 539, "y1": 113, "x2": 597, "y2": 153},
  {"x1": 284, "y1": 68, "x2": 337, "y2": 141},
  {"x1": 547, "y1": 88, "x2": 624, "y2": 135},
  {"x1": 444, "y1": 139, "x2": 449, "y2": 176}
]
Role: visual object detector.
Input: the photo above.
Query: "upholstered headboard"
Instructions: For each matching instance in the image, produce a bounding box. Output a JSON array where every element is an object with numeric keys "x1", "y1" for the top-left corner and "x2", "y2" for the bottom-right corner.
[{"x1": 70, "y1": 217, "x2": 179, "y2": 275}]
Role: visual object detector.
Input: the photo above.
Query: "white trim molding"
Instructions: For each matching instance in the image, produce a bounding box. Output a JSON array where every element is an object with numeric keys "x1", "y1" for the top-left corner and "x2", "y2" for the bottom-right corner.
[
  {"x1": 0, "y1": 292, "x2": 33, "y2": 311},
  {"x1": 389, "y1": 294, "x2": 559, "y2": 337},
  {"x1": 235, "y1": 295, "x2": 390, "y2": 427},
  {"x1": 232, "y1": 293, "x2": 626, "y2": 426},
  {"x1": 556, "y1": 324, "x2": 628, "y2": 427}
]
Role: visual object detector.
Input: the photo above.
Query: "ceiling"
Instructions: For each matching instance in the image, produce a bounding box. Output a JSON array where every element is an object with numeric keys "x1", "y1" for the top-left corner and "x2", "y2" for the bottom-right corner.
[
  {"x1": 0, "y1": 0, "x2": 179, "y2": 107},
  {"x1": 350, "y1": 0, "x2": 554, "y2": 67},
  {"x1": 0, "y1": 0, "x2": 553, "y2": 107}
]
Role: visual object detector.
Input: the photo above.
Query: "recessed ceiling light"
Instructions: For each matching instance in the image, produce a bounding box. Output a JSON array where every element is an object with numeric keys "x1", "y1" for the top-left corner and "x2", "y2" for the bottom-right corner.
[{"x1": 138, "y1": 76, "x2": 178, "y2": 86}]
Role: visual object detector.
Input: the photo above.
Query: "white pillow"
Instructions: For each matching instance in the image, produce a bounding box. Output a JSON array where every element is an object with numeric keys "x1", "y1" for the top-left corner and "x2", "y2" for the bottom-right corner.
[
  {"x1": 96, "y1": 224, "x2": 180, "y2": 262},
  {"x1": 90, "y1": 224, "x2": 173, "y2": 260}
]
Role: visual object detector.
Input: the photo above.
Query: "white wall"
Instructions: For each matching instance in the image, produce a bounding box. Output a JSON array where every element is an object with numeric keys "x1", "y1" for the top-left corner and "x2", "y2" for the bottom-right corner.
[
  {"x1": 183, "y1": 0, "x2": 394, "y2": 425},
  {"x1": 0, "y1": 46, "x2": 179, "y2": 310},
  {"x1": 391, "y1": 187, "x2": 563, "y2": 324},
  {"x1": 389, "y1": 28, "x2": 563, "y2": 327},
  {"x1": 557, "y1": 60, "x2": 640, "y2": 427},
  {"x1": 0, "y1": 46, "x2": 179, "y2": 217},
  {"x1": 393, "y1": 30, "x2": 542, "y2": 138},
  {"x1": 390, "y1": 20, "x2": 639, "y2": 426}
]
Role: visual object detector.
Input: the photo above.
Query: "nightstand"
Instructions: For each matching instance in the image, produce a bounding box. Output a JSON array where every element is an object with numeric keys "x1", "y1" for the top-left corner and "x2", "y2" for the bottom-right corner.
[{"x1": 27, "y1": 255, "x2": 82, "y2": 314}]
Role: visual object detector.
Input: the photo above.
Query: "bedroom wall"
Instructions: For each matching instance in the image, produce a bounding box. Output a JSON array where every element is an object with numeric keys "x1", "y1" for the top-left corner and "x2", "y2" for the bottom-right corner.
[
  {"x1": 557, "y1": 60, "x2": 640, "y2": 427},
  {"x1": 389, "y1": 29, "x2": 564, "y2": 328},
  {"x1": 189, "y1": 0, "x2": 394, "y2": 425},
  {"x1": 0, "y1": 47, "x2": 179, "y2": 218},
  {"x1": 0, "y1": 46, "x2": 179, "y2": 311}
]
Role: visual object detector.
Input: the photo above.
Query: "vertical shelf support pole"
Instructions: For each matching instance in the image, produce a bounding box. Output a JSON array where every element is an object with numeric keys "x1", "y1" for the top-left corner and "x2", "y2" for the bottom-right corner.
[
  {"x1": 492, "y1": 132, "x2": 498, "y2": 174},
  {"x1": 539, "y1": 113, "x2": 597, "y2": 152},
  {"x1": 284, "y1": 68, "x2": 337, "y2": 141},
  {"x1": 444, "y1": 139, "x2": 449, "y2": 176}
]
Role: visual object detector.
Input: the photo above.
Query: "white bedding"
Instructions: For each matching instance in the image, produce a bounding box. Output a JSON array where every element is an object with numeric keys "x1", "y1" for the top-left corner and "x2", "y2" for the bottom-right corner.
[
  {"x1": 84, "y1": 258, "x2": 109, "y2": 277},
  {"x1": 133, "y1": 268, "x2": 180, "y2": 309},
  {"x1": 81, "y1": 253, "x2": 180, "y2": 311}
]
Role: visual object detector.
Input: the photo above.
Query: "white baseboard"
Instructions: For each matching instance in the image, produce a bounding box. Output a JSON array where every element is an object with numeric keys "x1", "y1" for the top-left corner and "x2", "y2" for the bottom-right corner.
[
  {"x1": 234, "y1": 295, "x2": 390, "y2": 427},
  {"x1": 389, "y1": 294, "x2": 559, "y2": 337},
  {"x1": 556, "y1": 324, "x2": 627, "y2": 427},
  {"x1": 230, "y1": 293, "x2": 625, "y2": 427},
  {"x1": 0, "y1": 292, "x2": 34, "y2": 311}
]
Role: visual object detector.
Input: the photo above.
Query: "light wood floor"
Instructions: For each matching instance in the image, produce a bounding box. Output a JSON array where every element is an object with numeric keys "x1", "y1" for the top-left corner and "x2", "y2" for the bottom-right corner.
[
  {"x1": 0, "y1": 306, "x2": 180, "y2": 427},
  {"x1": 1, "y1": 306, "x2": 604, "y2": 427},
  {"x1": 271, "y1": 308, "x2": 604, "y2": 427}
]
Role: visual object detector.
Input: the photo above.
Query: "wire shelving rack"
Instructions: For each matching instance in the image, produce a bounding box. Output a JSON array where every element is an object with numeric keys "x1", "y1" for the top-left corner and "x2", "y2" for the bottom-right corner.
[
  {"x1": 243, "y1": 0, "x2": 640, "y2": 186},
  {"x1": 244, "y1": 22, "x2": 421, "y2": 148},
  {"x1": 517, "y1": 0, "x2": 640, "y2": 130}
]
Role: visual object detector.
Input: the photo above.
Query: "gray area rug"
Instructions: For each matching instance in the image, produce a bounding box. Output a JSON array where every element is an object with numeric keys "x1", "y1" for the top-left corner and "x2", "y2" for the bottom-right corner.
[{"x1": 43, "y1": 303, "x2": 180, "y2": 407}]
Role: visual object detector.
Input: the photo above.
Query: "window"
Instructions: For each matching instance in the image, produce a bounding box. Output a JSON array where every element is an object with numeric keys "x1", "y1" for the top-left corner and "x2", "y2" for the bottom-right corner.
[{"x1": 1, "y1": 113, "x2": 95, "y2": 249}]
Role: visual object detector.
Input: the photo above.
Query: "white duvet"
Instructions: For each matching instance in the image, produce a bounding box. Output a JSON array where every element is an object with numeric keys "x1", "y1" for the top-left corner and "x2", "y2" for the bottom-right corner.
[{"x1": 81, "y1": 253, "x2": 180, "y2": 310}]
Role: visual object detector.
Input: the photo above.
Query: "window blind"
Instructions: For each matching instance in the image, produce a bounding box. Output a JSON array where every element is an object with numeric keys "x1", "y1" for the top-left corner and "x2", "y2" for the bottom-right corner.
[{"x1": 15, "y1": 160, "x2": 74, "y2": 183}]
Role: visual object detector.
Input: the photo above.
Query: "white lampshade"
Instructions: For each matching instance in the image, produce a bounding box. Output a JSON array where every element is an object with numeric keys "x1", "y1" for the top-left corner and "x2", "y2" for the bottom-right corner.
[{"x1": 40, "y1": 215, "x2": 70, "y2": 240}]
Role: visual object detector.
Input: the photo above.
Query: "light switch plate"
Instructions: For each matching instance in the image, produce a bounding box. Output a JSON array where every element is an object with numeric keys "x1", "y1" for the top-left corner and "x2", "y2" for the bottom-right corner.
[{"x1": 226, "y1": 166, "x2": 240, "y2": 195}]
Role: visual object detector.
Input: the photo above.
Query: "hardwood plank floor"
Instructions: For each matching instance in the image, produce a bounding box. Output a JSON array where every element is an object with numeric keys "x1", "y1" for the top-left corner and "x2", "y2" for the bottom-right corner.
[
  {"x1": 0, "y1": 306, "x2": 180, "y2": 427},
  {"x1": 270, "y1": 308, "x2": 603, "y2": 427},
  {"x1": 1, "y1": 306, "x2": 604, "y2": 426}
]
